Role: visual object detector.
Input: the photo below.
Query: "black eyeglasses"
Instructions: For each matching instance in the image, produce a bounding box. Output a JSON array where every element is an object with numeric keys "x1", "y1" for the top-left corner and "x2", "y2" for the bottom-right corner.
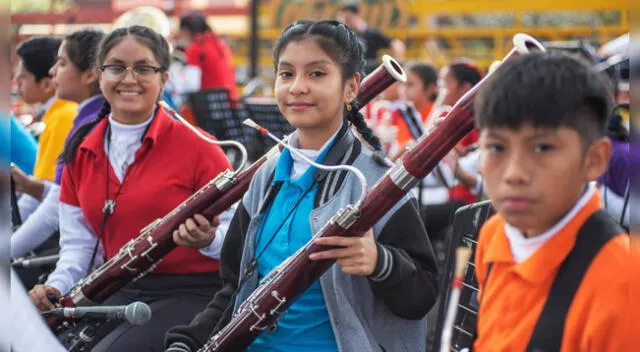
[{"x1": 100, "y1": 64, "x2": 164, "y2": 82}]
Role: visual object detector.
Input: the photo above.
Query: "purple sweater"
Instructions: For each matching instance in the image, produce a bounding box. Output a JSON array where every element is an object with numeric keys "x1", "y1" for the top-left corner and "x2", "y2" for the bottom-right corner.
[
  {"x1": 54, "y1": 95, "x2": 105, "y2": 184},
  {"x1": 598, "y1": 140, "x2": 630, "y2": 196}
]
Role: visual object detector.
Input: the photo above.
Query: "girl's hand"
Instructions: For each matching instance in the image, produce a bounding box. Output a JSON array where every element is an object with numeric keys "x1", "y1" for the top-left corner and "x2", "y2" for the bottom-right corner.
[
  {"x1": 173, "y1": 214, "x2": 220, "y2": 249},
  {"x1": 309, "y1": 229, "x2": 378, "y2": 276}
]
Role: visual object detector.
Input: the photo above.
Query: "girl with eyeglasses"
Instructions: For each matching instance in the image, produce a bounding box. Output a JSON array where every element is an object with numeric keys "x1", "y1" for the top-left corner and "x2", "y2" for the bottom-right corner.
[
  {"x1": 28, "y1": 25, "x2": 232, "y2": 352},
  {"x1": 165, "y1": 20, "x2": 438, "y2": 352}
]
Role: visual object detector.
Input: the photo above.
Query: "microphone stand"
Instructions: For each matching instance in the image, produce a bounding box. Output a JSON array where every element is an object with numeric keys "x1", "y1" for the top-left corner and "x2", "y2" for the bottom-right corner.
[{"x1": 63, "y1": 319, "x2": 109, "y2": 352}]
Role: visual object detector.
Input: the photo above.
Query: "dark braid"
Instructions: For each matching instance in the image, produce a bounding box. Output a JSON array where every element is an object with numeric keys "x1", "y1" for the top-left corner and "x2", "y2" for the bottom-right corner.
[
  {"x1": 64, "y1": 29, "x2": 105, "y2": 95},
  {"x1": 59, "y1": 101, "x2": 110, "y2": 164},
  {"x1": 273, "y1": 20, "x2": 383, "y2": 152},
  {"x1": 345, "y1": 107, "x2": 383, "y2": 152}
]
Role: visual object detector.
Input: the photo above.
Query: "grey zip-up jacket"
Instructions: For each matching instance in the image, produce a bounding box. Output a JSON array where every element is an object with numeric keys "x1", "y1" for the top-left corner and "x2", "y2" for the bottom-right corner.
[{"x1": 166, "y1": 123, "x2": 439, "y2": 352}]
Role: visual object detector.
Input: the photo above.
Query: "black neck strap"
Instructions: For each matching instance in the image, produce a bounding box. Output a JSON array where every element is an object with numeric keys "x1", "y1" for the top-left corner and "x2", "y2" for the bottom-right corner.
[
  {"x1": 526, "y1": 210, "x2": 623, "y2": 351},
  {"x1": 86, "y1": 114, "x2": 155, "y2": 276}
]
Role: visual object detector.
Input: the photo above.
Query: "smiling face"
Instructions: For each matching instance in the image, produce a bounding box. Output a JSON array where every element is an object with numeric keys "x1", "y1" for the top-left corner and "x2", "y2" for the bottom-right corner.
[
  {"x1": 99, "y1": 35, "x2": 168, "y2": 124},
  {"x1": 275, "y1": 38, "x2": 358, "y2": 146},
  {"x1": 479, "y1": 123, "x2": 611, "y2": 237}
]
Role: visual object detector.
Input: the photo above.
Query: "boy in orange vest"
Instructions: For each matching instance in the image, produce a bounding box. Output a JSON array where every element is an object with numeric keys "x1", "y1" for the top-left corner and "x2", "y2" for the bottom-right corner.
[{"x1": 473, "y1": 51, "x2": 630, "y2": 351}]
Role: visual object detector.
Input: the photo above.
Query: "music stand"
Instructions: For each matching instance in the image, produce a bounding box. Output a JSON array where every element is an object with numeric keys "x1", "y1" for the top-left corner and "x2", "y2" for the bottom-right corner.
[
  {"x1": 433, "y1": 200, "x2": 495, "y2": 351},
  {"x1": 187, "y1": 88, "x2": 258, "y2": 166},
  {"x1": 243, "y1": 97, "x2": 295, "y2": 154}
]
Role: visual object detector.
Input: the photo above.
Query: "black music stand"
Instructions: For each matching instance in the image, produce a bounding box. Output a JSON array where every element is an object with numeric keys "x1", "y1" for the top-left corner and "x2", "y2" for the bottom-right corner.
[
  {"x1": 187, "y1": 88, "x2": 259, "y2": 166},
  {"x1": 433, "y1": 200, "x2": 495, "y2": 351},
  {"x1": 243, "y1": 97, "x2": 295, "y2": 154}
]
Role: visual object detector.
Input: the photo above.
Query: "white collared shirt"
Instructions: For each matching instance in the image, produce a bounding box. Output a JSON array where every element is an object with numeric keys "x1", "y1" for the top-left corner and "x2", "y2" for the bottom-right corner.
[
  {"x1": 105, "y1": 113, "x2": 154, "y2": 182},
  {"x1": 287, "y1": 126, "x2": 341, "y2": 180},
  {"x1": 504, "y1": 182, "x2": 596, "y2": 263}
]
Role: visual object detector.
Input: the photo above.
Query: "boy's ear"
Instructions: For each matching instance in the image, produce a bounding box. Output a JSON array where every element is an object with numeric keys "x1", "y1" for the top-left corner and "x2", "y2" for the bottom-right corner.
[
  {"x1": 39, "y1": 77, "x2": 56, "y2": 97},
  {"x1": 584, "y1": 137, "x2": 612, "y2": 181}
]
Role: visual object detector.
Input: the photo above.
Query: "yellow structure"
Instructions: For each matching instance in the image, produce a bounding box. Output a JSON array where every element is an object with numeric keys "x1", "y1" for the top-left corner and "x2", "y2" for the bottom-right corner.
[{"x1": 228, "y1": 0, "x2": 628, "y2": 71}]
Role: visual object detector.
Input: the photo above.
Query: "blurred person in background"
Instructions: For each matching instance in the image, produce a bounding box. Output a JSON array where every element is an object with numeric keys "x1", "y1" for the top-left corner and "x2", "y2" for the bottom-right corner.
[
  {"x1": 598, "y1": 110, "x2": 631, "y2": 229},
  {"x1": 439, "y1": 59, "x2": 483, "y2": 154},
  {"x1": 418, "y1": 60, "x2": 484, "y2": 246},
  {"x1": 393, "y1": 62, "x2": 438, "y2": 150},
  {"x1": 11, "y1": 29, "x2": 106, "y2": 268},
  {"x1": 369, "y1": 81, "x2": 405, "y2": 155},
  {"x1": 337, "y1": 3, "x2": 405, "y2": 74},
  {"x1": 2, "y1": 25, "x2": 62, "y2": 352},
  {"x1": 12, "y1": 36, "x2": 77, "y2": 220},
  {"x1": 176, "y1": 10, "x2": 238, "y2": 100}
]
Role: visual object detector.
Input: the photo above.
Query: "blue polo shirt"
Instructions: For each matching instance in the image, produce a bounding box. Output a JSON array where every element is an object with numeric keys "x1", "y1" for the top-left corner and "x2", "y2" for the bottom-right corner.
[{"x1": 248, "y1": 141, "x2": 338, "y2": 352}]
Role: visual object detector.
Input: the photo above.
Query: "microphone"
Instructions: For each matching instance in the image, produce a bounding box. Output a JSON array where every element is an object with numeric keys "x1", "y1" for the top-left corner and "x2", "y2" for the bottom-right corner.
[
  {"x1": 12, "y1": 254, "x2": 60, "y2": 268},
  {"x1": 42, "y1": 301, "x2": 152, "y2": 326}
]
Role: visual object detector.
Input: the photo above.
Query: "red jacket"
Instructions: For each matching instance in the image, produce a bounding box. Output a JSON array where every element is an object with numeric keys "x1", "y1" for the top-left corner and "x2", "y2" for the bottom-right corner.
[
  {"x1": 60, "y1": 106, "x2": 231, "y2": 274},
  {"x1": 185, "y1": 32, "x2": 238, "y2": 99}
]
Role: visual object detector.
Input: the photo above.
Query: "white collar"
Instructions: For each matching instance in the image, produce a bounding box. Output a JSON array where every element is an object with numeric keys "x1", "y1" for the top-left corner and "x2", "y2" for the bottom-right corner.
[
  {"x1": 108, "y1": 107, "x2": 156, "y2": 133},
  {"x1": 288, "y1": 125, "x2": 340, "y2": 158},
  {"x1": 287, "y1": 125, "x2": 341, "y2": 179},
  {"x1": 504, "y1": 182, "x2": 596, "y2": 263}
]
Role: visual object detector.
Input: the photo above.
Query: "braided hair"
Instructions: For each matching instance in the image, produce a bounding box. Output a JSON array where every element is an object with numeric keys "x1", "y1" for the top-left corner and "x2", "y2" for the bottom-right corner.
[
  {"x1": 64, "y1": 29, "x2": 105, "y2": 96},
  {"x1": 272, "y1": 20, "x2": 383, "y2": 153},
  {"x1": 59, "y1": 25, "x2": 170, "y2": 164}
]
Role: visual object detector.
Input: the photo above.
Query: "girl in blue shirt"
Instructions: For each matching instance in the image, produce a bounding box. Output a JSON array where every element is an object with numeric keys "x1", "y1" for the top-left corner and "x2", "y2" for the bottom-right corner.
[{"x1": 167, "y1": 20, "x2": 438, "y2": 352}]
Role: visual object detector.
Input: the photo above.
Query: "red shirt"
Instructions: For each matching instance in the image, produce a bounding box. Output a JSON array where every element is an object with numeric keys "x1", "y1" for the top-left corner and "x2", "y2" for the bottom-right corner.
[
  {"x1": 185, "y1": 32, "x2": 238, "y2": 99},
  {"x1": 458, "y1": 129, "x2": 479, "y2": 150},
  {"x1": 59, "y1": 106, "x2": 231, "y2": 274}
]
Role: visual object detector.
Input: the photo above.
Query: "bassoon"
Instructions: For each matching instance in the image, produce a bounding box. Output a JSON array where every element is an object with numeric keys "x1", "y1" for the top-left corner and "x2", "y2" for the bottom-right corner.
[
  {"x1": 198, "y1": 33, "x2": 545, "y2": 352},
  {"x1": 46, "y1": 55, "x2": 408, "y2": 330}
]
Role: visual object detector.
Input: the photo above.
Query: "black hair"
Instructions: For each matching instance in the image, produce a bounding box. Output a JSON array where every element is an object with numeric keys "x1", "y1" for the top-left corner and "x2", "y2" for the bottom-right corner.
[
  {"x1": 64, "y1": 29, "x2": 105, "y2": 95},
  {"x1": 340, "y1": 4, "x2": 360, "y2": 14},
  {"x1": 408, "y1": 62, "x2": 438, "y2": 101},
  {"x1": 449, "y1": 60, "x2": 483, "y2": 87},
  {"x1": 16, "y1": 36, "x2": 62, "y2": 81},
  {"x1": 475, "y1": 51, "x2": 613, "y2": 148},
  {"x1": 607, "y1": 105, "x2": 629, "y2": 142},
  {"x1": 273, "y1": 20, "x2": 382, "y2": 152},
  {"x1": 179, "y1": 11, "x2": 211, "y2": 34},
  {"x1": 59, "y1": 25, "x2": 169, "y2": 164}
]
